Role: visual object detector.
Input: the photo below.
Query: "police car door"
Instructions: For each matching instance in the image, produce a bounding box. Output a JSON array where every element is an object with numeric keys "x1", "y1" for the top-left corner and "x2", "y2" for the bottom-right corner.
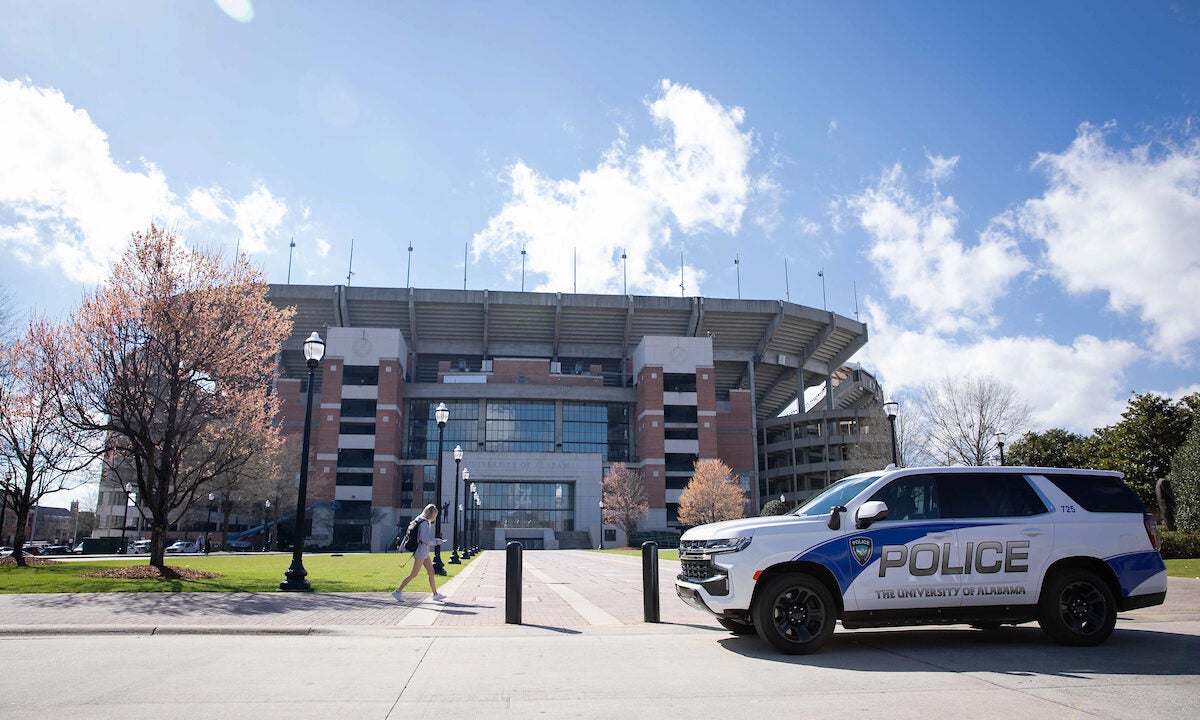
[
  {"x1": 849, "y1": 473, "x2": 962, "y2": 613},
  {"x1": 939, "y1": 473, "x2": 1054, "y2": 609}
]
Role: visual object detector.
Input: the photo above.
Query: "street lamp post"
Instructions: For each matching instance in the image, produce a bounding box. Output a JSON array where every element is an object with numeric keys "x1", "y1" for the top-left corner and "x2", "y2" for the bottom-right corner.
[
  {"x1": 598, "y1": 500, "x2": 605, "y2": 550},
  {"x1": 467, "y1": 480, "x2": 477, "y2": 555},
  {"x1": 474, "y1": 493, "x2": 481, "y2": 552},
  {"x1": 120, "y1": 484, "x2": 133, "y2": 552},
  {"x1": 883, "y1": 400, "x2": 900, "y2": 467},
  {"x1": 995, "y1": 431, "x2": 1007, "y2": 466},
  {"x1": 461, "y1": 470, "x2": 471, "y2": 557},
  {"x1": 432, "y1": 402, "x2": 449, "y2": 576},
  {"x1": 450, "y1": 445, "x2": 463, "y2": 564},
  {"x1": 206, "y1": 493, "x2": 216, "y2": 553},
  {"x1": 280, "y1": 331, "x2": 324, "y2": 592}
]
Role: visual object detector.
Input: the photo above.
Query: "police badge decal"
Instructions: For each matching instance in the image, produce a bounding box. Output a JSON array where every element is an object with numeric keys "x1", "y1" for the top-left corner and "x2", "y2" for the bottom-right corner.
[{"x1": 850, "y1": 537, "x2": 873, "y2": 566}]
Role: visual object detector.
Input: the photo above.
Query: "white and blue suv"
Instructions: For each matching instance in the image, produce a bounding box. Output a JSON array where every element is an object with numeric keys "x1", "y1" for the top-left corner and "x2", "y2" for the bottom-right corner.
[{"x1": 676, "y1": 466, "x2": 1166, "y2": 654}]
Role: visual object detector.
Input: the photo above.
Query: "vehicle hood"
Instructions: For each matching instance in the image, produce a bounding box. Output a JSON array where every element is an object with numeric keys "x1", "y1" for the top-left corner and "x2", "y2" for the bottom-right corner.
[{"x1": 681, "y1": 514, "x2": 827, "y2": 540}]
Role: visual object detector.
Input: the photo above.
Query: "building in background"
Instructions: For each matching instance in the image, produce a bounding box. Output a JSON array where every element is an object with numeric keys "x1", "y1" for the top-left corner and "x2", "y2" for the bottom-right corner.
[{"x1": 267, "y1": 285, "x2": 868, "y2": 551}]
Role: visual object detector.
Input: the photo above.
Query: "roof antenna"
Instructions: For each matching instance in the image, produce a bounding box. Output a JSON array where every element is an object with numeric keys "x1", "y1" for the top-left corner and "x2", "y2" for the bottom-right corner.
[
  {"x1": 287, "y1": 236, "x2": 295, "y2": 284},
  {"x1": 734, "y1": 253, "x2": 741, "y2": 299},
  {"x1": 406, "y1": 241, "x2": 413, "y2": 288},
  {"x1": 346, "y1": 238, "x2": 355, "y2": 286},
  {"x1": 853, "y1": 281, "x2": 860, "y2": 321},
  {"x1": 818, "y1": 268, "x2": 826, "y2": 310}
]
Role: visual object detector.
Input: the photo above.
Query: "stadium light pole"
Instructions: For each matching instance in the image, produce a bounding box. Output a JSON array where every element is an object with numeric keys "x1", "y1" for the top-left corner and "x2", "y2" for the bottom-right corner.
[
  {"x1": 995, "y1": 431, "x2": 1007, "y2": 466},
  {"x1": 280, "y1": 331, "x2": 323, "y2": 592},
  {"x1": 883, "y1": 400, "x2": 900, "y2": 467},
  {"x1": 432, "y1": 403, "x2": 449, "y2": 575}
]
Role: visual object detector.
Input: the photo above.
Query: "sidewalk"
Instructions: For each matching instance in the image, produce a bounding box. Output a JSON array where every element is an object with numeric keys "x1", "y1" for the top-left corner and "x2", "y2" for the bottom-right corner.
[
  {"x1": 0, "y1": 550, "x2": 721, "y2": 635},
  {"x1": 1, "y1": 551, "x2": 1196, "y2": 636}
]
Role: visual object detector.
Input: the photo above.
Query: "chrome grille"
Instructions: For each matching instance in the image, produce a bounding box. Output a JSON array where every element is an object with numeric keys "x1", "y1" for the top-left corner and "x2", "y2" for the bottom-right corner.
[
  {"x1": 680, "y1": 558, "x2": 712, "y2": 580},
  {"x1": 679, "y1": 540, "x2": 707, "y2": 553}
]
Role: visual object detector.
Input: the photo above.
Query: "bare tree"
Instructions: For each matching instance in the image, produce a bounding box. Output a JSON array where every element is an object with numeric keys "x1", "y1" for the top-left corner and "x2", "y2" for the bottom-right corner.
[
  {"x1": 0, "y1": 326, "x2": 96, "y2": 566},
  {"x1": 845, "y1": 405, "x2": 896, "y2": 473},
  {"x1": 677, "y1": 459, "x2": 746, "y2": 527},
  {"x1": 40, "y1": 225, "x2": 294, "y2": 567},
  {"x1": 601, "y1": 462, "x2": 648, "y2": 541},
  {"x1": 916, "y1": 375, "x2": 1031, "y2": 466}
]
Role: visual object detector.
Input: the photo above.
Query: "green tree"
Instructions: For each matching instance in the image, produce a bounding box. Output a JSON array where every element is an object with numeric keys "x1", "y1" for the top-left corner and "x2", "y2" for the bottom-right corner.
[
  {"x1": 1007, "y1": 428, "x2": 1098, "y2": 468},
  {"x1": 1094, "y1": 392, "x2": 1198, "y2": 509},
  {"x1": 1168, "y1": 421, "x2": 1200, "y2": 533}
]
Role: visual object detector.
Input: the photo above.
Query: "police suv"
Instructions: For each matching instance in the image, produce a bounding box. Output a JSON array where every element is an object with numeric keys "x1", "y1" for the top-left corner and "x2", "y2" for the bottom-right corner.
[{"x1": 675, "y1": 466, "x2": 1166, "y2": 654}]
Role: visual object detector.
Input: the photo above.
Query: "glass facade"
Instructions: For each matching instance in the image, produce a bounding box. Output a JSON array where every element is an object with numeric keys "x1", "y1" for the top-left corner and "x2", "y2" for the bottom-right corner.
[
  {"x1": 473, "y1": 481, "x2": 575, "y2": 542},
  {"x1": 563, "y1": 402, "x2": 629, "y2": 461},
  {"x1": 408, "y1": 400, "x2": 479, "y2": 459},
  {"x1": 485, "y1": 401, "x2": 554, "y2": 453}
]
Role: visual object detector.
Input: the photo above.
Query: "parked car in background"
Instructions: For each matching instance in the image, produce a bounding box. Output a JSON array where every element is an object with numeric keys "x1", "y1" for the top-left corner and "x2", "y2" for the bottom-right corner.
[
  {"x1": 225, "y1": 539, "x2": 253, "y2": 551},
  {"x1": 0, "y1": 547, "x2": 13, "y2": 557},
  {"x1": 165, "y1": 540, "x2": 200, "y2": 554},
  {"x1": 129, "y1": 540, "x2": 152, "y2": 554}
]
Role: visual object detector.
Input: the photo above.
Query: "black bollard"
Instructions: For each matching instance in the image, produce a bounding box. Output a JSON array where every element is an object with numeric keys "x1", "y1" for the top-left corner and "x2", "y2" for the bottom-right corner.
[
  {"x1": 505, "y1": 541, "x2": 523, "y2": 625},
  {"x1": 642, "y1": 541, "x2": 660, "y2": 623}
]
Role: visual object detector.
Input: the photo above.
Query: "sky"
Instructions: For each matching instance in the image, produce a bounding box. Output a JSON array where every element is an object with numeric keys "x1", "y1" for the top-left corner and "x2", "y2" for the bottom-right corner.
[{"x1": 2, "y1": 1, "x2": 1199, "y2": 507}]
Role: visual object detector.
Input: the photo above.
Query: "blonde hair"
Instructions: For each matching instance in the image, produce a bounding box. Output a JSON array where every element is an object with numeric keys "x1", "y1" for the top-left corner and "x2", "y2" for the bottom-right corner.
[{"x1": 421, "y1": 503, "x2": 438, "y2": 520}]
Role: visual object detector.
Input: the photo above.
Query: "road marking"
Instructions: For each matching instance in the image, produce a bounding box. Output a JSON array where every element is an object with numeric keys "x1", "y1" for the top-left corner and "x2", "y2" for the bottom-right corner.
[{"x1": 524, "y1": 559, "x2": 624, "y2": 626}]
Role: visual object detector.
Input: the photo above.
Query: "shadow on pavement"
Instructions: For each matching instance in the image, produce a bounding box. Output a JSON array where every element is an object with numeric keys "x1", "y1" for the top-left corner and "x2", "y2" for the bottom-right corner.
[{"x1": 715, "y1": 624, "x2": 1200, "y2": 677}]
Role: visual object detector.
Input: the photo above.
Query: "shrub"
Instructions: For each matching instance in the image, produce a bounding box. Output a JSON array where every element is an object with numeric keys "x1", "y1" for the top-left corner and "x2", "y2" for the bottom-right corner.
[
  {"x1": 629, "y1": 530, "x2": 681, "y2": 549},
  {"x1": 760, "y1": 499, "x2": 788, "y2": 516},
  {"x1": 1159, "y1": 531, "x2": 1200, "y2": 559}
]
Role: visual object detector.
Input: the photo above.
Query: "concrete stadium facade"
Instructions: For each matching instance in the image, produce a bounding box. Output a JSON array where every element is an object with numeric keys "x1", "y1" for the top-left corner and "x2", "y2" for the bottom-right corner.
[{"x1": 267, "y1": 284, "x2": 869, "y2": 552}]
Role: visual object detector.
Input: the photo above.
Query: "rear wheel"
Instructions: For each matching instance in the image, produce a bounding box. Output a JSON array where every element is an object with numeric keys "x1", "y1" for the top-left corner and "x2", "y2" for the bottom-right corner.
[
  {"x1": 1038, "y1": 569, "x2": 1117, "y2": 646},
  {"x1": 752, "y1": 573, "x2": 836, "y2": 654},
  {"x1": 717, "y1": 616, "x2": 756, "y2": 635}
]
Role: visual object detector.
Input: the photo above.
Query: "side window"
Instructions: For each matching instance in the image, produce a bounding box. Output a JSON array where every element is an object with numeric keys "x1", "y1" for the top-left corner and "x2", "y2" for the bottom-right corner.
[
  {"x1": 869, "y1": 474, "x2": 939, "y2": 521},
  {"x1": 939, "y1": 474, "x2": 1049, "y2": 518}
]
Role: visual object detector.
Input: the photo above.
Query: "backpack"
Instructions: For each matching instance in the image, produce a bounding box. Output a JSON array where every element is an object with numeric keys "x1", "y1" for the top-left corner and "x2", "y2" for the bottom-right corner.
[{"x1": 399, "y1": 517, "x2": 425, "y2": 553}]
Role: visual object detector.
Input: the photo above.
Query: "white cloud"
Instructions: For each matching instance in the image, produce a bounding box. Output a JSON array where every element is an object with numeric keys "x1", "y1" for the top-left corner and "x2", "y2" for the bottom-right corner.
[
  {"x1": 315, "y1": 237, "x2": 331, "y2": 258},
  {"x1": 795, "y1": 216, "x2": 821, "y2": 236},
  {"x1": 0, "y1": 77, "x2": 291, "y2": 281},
  {"x1": 827, "y1": 119, "x2": 839, "y2": 137},
  {"x1": 844, "y1": 162, "x2": 1029, "y2": 332},
  {"x1": 232, "y1": 181, "x2": 287, "y2": 254},
  {"x1": 472, "y1": 80, "x2": 761, "y2": 294},
  {"x1": 923, "y1": 152, "x2": 959, "y2": 183},
  {"x1": 215, "y1": 0, "x2": 255, "y2": 24},
  {"x1": 859, "y1": 299, "x2": 1143, "y2": 433},
  {"x1": 1017, "y1": 122, "x2": 1200, "y2": 360}
]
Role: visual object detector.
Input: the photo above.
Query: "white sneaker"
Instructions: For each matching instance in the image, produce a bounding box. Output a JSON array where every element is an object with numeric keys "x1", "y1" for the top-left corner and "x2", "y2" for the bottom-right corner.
[
  {"x1": 391, "y1": 590, "x2": 403, "y2": 602},
  {"x1": 432, "y1": 592, "x2": 446, "y2": 601}
]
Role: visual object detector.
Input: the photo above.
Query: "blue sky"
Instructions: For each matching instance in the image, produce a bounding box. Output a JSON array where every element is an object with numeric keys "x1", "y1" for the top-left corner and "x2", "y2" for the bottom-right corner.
[{"x1": 3, "y1": 1, "x2": 1199, "y2": 456}]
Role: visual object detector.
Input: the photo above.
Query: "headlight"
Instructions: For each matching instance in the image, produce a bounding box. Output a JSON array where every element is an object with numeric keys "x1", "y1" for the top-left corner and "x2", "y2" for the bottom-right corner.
[{"x1": 704, "y1": 536, "x2": 752, "y2": 553}]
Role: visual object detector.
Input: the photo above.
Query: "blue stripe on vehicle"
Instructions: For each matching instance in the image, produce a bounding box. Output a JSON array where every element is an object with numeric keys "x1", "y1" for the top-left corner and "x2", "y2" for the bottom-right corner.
[
  {"x1": 793, "y1": 521, "x2": 996, "y2": 594},
  {"x1": 1106, "y1": 551, "x2": 1167, "y2": 597}
]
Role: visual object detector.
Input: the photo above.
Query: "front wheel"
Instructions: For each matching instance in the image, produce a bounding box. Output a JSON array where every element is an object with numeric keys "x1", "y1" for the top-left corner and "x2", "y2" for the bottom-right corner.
[
  {"x1": 752, "y1": 573, "x2": 837, "y2": 654},
  {"x1": 1037, "y1": 569, "x2": 1117, "y2": 646}
]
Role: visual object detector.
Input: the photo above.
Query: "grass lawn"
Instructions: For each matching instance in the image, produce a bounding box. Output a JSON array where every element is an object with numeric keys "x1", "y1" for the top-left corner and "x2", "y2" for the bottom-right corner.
[
  {"x1": 1166, "y1": 558, "x2": 1200, "y2": 578},
  {"x1": 0, "y1": 552, "x2": 470, "y2": 594},
  {"x1": 595, "y1": 547, "x2": 680, "y2": 562}
]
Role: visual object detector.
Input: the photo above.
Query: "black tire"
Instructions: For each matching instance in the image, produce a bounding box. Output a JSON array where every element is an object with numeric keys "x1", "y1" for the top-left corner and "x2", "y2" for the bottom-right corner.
[
  {"x1": 1037, "y1": 569, "x2": 1117, "y2": 646},
  {"x1": 717, "y1": 616, "x2": 756, "y2": 635},
  {"x1": 752, "y1": 573, "x2": 837, "y2": 654}
]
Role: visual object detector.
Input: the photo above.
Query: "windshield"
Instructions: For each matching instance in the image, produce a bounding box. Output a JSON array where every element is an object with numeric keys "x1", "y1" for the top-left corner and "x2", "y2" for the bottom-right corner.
[{"x1": 792, "y1": 475, "x2": 879, "y2": 517}]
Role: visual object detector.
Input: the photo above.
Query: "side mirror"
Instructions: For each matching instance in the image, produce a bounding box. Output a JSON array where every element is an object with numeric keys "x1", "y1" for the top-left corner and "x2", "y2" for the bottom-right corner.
[
  {"x1": 828, "y1": 505, "x2": 847, "y2": 530},
  {"x1": 855, "y1": 500, "x2": 889, "y2": 530}
]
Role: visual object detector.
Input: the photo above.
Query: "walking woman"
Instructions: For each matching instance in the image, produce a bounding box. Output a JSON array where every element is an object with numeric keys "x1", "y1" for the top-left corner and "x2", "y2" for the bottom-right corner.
[{"x1": 393, "y1": 504, "x2": 446, "y2": 601}]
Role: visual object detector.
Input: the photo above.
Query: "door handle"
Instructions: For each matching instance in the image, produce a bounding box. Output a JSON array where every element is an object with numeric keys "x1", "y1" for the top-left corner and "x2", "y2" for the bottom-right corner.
[
  {"x1": 1022, "y1": 530, "x2": 1044, "y2": 537},
  {"x1": 927, "y1": 532, "x2": 952, "y2": 539}
]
